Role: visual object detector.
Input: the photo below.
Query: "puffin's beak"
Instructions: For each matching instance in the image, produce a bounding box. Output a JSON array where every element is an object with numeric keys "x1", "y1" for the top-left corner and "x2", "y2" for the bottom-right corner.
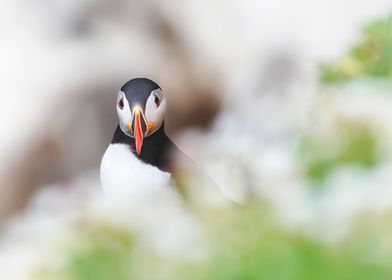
[{"x1": 131, "y1": 106, "x2": 147, "y2": 155}]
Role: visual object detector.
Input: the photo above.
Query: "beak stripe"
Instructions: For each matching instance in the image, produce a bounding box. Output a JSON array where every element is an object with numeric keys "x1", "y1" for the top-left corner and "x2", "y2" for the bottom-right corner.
[{"x1": 134, "y1": 110, "x2": 144, "y2": 155}]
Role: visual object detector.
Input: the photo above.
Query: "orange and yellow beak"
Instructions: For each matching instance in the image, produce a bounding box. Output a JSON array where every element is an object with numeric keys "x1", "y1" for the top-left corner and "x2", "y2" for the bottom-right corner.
[
  {"x1": 129, "y1": 106, "x2": 146, "y2": 155},
  {"x1": 127, "y1": 106, "x2": 156, "y2": 156}
]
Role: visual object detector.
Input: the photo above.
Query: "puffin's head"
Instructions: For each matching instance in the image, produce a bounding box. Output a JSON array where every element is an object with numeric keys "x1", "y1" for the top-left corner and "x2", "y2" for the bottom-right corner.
[{"x1": 116, "y1": 78, "x2": 167, "y2": 155}]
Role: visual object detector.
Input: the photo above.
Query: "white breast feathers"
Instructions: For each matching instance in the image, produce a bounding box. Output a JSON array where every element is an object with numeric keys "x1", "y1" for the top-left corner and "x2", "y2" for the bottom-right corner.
[{"x1": 100, "y1": 144, "x2": 174, "y2": 202}]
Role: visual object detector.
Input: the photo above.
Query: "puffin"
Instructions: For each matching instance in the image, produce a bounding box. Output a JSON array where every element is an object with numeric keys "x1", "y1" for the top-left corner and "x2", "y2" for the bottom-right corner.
[{"x1": 100, "y1": 78, "x2": 190, "y2": 200}]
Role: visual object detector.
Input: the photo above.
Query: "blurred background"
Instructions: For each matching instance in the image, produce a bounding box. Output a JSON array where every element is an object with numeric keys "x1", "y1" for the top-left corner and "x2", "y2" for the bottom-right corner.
[{"x1": 1, "y1": 0, "x2": 392, "y2": 279}]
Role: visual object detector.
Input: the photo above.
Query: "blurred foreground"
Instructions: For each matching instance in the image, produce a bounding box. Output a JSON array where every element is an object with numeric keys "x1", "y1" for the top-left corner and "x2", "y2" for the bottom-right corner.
[{"x1": 1, "y1": 1, "x2": 392, "y2": 279}]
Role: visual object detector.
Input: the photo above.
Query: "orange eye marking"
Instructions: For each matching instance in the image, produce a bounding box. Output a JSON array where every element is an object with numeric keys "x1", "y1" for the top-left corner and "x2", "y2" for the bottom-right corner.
[{"x1": 146, "y1": 122, "x2": 154, "y2": 134}]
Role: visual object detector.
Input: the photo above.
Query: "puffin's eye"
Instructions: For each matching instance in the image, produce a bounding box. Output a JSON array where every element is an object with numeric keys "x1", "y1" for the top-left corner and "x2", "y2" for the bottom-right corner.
[
  {"x1": 154, "y1": 94, "x2": 161, "y2": 107},
  {"x1": 118, "y1": 98, "x2": 124, "y2": 110}
]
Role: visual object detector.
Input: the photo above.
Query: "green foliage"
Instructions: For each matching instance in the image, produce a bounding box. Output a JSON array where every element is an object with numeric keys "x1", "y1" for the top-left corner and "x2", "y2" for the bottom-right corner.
[
  {"x1": 320, "y1": 14, "x2": 392, "y2": 84},
  {"x1": 64, "y1": 225, "x2": 135, "y2": 280},
  {"x1": 41, "y1": 206, "x2": 392, "y2": 280},
  {"x1": 193, "y1": 204, "x2": 392, "y2": 280},
  {"x1": 299, "y1": 122, "x2": 379, "y2": 182}
]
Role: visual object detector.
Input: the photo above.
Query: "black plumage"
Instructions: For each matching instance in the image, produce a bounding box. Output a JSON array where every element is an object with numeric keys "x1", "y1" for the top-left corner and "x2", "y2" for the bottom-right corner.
[
  {"x1": 120, "y1": 78, "x2": 161, "y2": 111},
  {"x1": 111, "y1": 122, "x2": 179, "y2": 174}
]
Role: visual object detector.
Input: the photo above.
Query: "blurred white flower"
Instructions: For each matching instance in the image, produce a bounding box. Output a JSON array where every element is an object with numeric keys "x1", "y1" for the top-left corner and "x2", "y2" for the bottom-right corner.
[{"x1": 0, "y1": 170, "x2": 206, "y2": 279}]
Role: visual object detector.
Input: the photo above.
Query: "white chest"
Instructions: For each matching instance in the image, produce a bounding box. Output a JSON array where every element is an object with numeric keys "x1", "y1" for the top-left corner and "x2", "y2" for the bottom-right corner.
[{"x1": 100, "y1": 144, "x2": 172, "y2": 201}]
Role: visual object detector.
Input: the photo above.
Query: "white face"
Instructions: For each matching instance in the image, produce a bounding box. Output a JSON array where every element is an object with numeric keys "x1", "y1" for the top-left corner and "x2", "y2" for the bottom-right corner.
[
  {"x1": 116, "y1": 89, "x2": 167, "y2": 138},
  {"x1": 144, "y1": 89, "x2": 167, "y2": 135}
]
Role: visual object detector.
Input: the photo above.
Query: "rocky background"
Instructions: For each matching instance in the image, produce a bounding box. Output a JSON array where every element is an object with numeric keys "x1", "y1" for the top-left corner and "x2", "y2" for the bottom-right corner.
[{"x1": 0, "y1": 1, "x2": 392, "y2": 279}]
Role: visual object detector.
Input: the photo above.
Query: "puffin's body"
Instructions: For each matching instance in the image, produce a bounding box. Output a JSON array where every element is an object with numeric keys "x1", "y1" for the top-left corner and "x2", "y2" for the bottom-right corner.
[
  {"x1": 100, "y1": 78, "x2": 186, "y2": 200},
  {"x1": 110, "y1": 124, "x2": 177, "y2": 173}
]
